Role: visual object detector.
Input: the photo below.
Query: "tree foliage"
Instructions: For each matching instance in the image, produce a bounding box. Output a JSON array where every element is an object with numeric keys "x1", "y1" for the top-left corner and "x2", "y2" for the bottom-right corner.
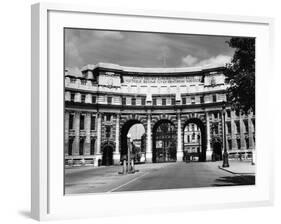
[{"x1": 224, "y1": 37, "x2": 255, "y2": 113}]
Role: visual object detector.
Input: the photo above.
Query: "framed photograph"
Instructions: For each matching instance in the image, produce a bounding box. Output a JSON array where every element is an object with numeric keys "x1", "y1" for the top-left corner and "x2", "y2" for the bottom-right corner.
[{"x1": 31, "y1": 2, "x2": 274, "y2": 221}]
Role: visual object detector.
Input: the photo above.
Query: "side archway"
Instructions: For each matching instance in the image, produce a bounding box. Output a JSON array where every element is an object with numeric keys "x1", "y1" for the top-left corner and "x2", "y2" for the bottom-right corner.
[
  {"x1": 183, "y1": 118, "x2": 207, "y2": 162},
  {"x1": 120, "y1": 119, "x2": 145, "y2": 161}
]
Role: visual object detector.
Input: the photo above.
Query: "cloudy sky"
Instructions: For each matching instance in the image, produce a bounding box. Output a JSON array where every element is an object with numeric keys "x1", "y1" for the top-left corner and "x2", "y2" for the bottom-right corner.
[{"x1": 65, "y1": 28, "x2": 235, "y2": 70}]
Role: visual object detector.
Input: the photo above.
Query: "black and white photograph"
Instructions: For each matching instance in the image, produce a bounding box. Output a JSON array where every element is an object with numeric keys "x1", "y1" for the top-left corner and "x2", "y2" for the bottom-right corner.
[{"x1": 64, "y1": 28, "x2": 256, "y2": 195}]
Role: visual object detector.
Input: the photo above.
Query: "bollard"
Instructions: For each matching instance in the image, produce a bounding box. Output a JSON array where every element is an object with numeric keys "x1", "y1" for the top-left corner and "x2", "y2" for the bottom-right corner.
[
  {"x1": 131, "y1": 159, "x2": 135, "y2": 173},
  {"x1": 123, "y1": 160, "x2": 127, "y2": 174}
]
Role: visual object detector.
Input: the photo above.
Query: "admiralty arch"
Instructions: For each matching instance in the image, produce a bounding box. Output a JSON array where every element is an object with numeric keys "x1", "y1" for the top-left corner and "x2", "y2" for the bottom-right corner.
[{"x1": 64, "y1": 63, "x2": 255, "y2": 166}]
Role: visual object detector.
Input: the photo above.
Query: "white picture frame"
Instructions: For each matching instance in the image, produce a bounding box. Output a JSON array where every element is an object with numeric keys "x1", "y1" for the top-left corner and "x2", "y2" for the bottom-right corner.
[{"x1": 31, "y1": 2, "x2": 274, "y2": 221}]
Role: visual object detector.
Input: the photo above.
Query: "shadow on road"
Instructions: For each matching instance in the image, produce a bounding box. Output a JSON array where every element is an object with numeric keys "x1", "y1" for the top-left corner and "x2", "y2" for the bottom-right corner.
[{"x1": 212, "y1": 175, "x2": 255, "y2": 187}]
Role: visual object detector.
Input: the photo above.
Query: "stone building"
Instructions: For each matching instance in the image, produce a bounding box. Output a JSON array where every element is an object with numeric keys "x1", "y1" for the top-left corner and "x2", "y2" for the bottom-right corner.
[{"x1": 64, "y1": 63, "x2": 255, "y2": 166}]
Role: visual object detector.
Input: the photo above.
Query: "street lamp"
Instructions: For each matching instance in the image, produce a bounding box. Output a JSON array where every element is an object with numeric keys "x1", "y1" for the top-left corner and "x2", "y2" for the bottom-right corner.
[
  {"x1": 222, "y1": 101, "x2": 229, "y2": 167},
  {"x1": 127, "y1": 133, "x2": 132, "y2": 172}
]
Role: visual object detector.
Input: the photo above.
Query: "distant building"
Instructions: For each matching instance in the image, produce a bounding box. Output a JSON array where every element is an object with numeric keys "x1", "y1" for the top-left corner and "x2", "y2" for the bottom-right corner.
[{"x1": 64, "y1": 63, "x2": 255, "y2": 166}]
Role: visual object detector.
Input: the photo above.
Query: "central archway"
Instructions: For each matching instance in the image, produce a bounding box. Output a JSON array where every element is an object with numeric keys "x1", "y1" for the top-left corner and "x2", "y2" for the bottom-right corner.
[
  {"x1": 183, "y1": 118, "x2": 206, "y2": 162},
  {"x1": 152, "y1": 120, "x2": 177, "y2": 163}
]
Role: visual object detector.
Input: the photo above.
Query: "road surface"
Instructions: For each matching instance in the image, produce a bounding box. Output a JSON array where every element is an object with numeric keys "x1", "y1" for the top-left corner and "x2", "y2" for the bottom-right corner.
[{"x1": 65, "y1": 161, "x2": 255, "y2": 194}]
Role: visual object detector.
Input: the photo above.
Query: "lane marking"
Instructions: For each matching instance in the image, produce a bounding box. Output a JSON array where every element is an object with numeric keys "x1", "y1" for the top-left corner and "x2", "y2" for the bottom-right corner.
[{"x1": 107, "y1": 172, "x2": 149, "y2": 192}]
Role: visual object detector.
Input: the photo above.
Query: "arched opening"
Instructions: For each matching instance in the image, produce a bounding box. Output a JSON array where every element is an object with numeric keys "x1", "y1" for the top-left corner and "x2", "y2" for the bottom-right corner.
[
  {"x1": 102, "y1": 145, "x2": 113, "y2": 166},
  {"x1": 213, "y1": 142, "x2": 222, "y2": 161},
  {"x1": 183, "y1": 118, "x2": 206, "y2": 162},
  {"x1": 152, "y1": 120, "x2": 177, "y2": 163},
  {"x1": 120, "y1": 120, "x2": 145, "y2": 163}
]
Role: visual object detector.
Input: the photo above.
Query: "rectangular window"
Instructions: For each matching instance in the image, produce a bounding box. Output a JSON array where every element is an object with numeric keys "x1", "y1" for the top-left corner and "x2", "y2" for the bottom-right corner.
[
  {"x1": 91, "y1": 116, "x2": 95, "y2": 130},
  {"x1": 81, "y1": 79, "x2": 87, "y2": 85},
  {"x1": 107, "y1": 96, "x2": 112, "y2": 104},
  {"x1": 191, "y1": 96, "x2": 195, "y2": 104},
  {"x1": 200, "y1": 96, "x2": 204, "y2": 104},
  {"x1": 70, "y1": 77, "x2": 76, "y2": 83},
  {"x1": 141, "y1": 97, "x2": 146, "y2": 106},
  {"x1": 92, "y1": 95, "x2": 96, "y2": 103},
  {"x1": 90, "y1": 138, "x2": 95, "y2": 155},
  {"x1": 182, "y1": 97, "x2": 186, "y2": 105},
  {"x1": 68, "y1": 139, "x2": 73, "y2": 156},
  {"x1": 69, "y1": 114, "x2": 74, "y2": 130},
  {"x1": 131, "y1": 98, "x2": 136, "y2": 105},
  {"x1": 153, "y1": 98, "x2": 157, "y2": 106},
  {"x1": 162, "y1": 98, "x2": 166, "y2": 106},
  {"x1": 70, "y1": 93, "x2": 75, "y2": 102},
  {"x1": 212, "y1": 94, "x2": 217, "y2": 102},
  {"x1": 79, "y1": 138, "x2": 84, "y2": 155},
  {"x1": 227, "y1": 110, "x2": 231, "y2": 118},
  {"x1": 106, "y1": 114, "x2": 111, "y2": 122},
  {"x1": 106, "y1": 126, "x2": 111, "y2": 138},
  {"x1": 213, "y1": 122, "x2": 218, "y2": 134},
  {"x1": 171, "y1": 98, "x2": 175, "y2": 105},
  {"x1": 81, "y1": 94, "x2": 86, "y2": 103},
  {"x1": 214, "y1": 112, "x2": 218, "y2": 119},
  {"x1": 122, "y1": 97, "x2": 126, "y2": 105},
  {"x1": 237, "y1": 139, "x2": 241, "y2": 149},
  {"x1": 80, "y1": 114, "x2": 85, "y2": 130}
]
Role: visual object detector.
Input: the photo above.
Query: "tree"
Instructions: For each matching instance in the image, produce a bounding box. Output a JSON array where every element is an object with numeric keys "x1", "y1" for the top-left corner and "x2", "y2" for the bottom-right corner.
[{"x1": 224, "y1": 37, "x2": 255, "y2": 113}]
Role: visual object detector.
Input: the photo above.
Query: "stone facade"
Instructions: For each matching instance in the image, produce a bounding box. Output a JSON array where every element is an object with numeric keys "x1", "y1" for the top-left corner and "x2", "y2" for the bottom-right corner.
[{"x1": 64, "y1": 63, "x2": 255, "y2": 166}]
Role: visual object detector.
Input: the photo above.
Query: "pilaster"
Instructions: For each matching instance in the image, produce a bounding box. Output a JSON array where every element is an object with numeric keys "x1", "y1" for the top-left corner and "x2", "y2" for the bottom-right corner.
[
  {"x1": 206, "y1": 112, "x2": 212, "y2": 161},
  {"x1": 73, "y1": 112, "x2": 80, "y2": 156},
  {"x1": 114, "y1": 114, "x2": 120, "y2": 164},
  {"x1": 239, "y1": 112, "x2": 246, "y2": 150},
  {"x1": 177, "y1": 112, "x2": 183, "y2": 161},
  {"x1": 64, "y1": 111, "x2": 69, "y2": 155},
  {"x1": 146, "y1": 112, "x2": 152, "y2": 163},
  {"x1": 231, "y1": 110, "x2": 238, "y2": 150},
  {"x1": 84, "y1": 113, "x2": 91, "y2": 155}
]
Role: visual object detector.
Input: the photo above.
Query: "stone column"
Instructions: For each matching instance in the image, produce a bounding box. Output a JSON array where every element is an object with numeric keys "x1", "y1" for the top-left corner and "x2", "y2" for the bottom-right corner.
[
  {"x1": 113, "y1": 114, "x2": 120, "y2": 164},
  {"x1": 146, "y1": 113, "x2": 152, "y2": 163},
  {"x1": 239, "y1": 113, "x2": 246, "y2": 150},
  {"x1": 84, "y1": 113, "x2": 91, "y2": 155},
  {"x1": 177, "y1": 113, "x2": 183, "y2": 161},
  {"x1": 73, "y1": 112, "x2": 80, "y2": 156},
  {"x1": 64, "y1": 111, "x2": 69, "y2": 155},
  {"x1": 94, "y1": 113, "x2": 102, "y2": 166},
  {"x1": 248, "y1": 112, "x2": 255, "y2": 164},
  {"x1": 248, "y1": 112, "x2": 254, "y2": 149},
  {"x1": 205, "y1": 112, "x2": 212, "y2": 161},
  {"x1": 231, "y1": 110, "x2": 238, "y2": 150}
]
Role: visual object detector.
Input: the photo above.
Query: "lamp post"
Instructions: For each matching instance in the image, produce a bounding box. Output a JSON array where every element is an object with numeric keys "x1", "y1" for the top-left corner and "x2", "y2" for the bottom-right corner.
[
  {"x1": 222, "y1": 101, "x2": 229, "y2": 167},
  {"x1": 127, "y1": 133, "x2": 132, "y2": 172}
]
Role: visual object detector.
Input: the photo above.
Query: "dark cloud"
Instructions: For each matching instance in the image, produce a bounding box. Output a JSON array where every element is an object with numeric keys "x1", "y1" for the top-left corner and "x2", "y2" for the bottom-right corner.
[{"x1": 65, "y1": 28, "x2": 235, "y2": 69}]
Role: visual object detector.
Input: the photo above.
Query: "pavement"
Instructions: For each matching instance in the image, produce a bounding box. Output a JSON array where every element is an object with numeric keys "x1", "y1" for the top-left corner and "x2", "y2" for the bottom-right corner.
[
  {"x1": 65, "y1": 161, "x2": 255, "y2": 194},
  {"x1": 218, "y1": 160, "x2": 256, "y2": 174}
]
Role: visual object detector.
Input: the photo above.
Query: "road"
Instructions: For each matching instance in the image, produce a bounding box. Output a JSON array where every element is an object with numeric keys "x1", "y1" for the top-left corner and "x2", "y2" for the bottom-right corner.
[{"x1": 65, "y1": 161, "x2": 255, "y2": 194}]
